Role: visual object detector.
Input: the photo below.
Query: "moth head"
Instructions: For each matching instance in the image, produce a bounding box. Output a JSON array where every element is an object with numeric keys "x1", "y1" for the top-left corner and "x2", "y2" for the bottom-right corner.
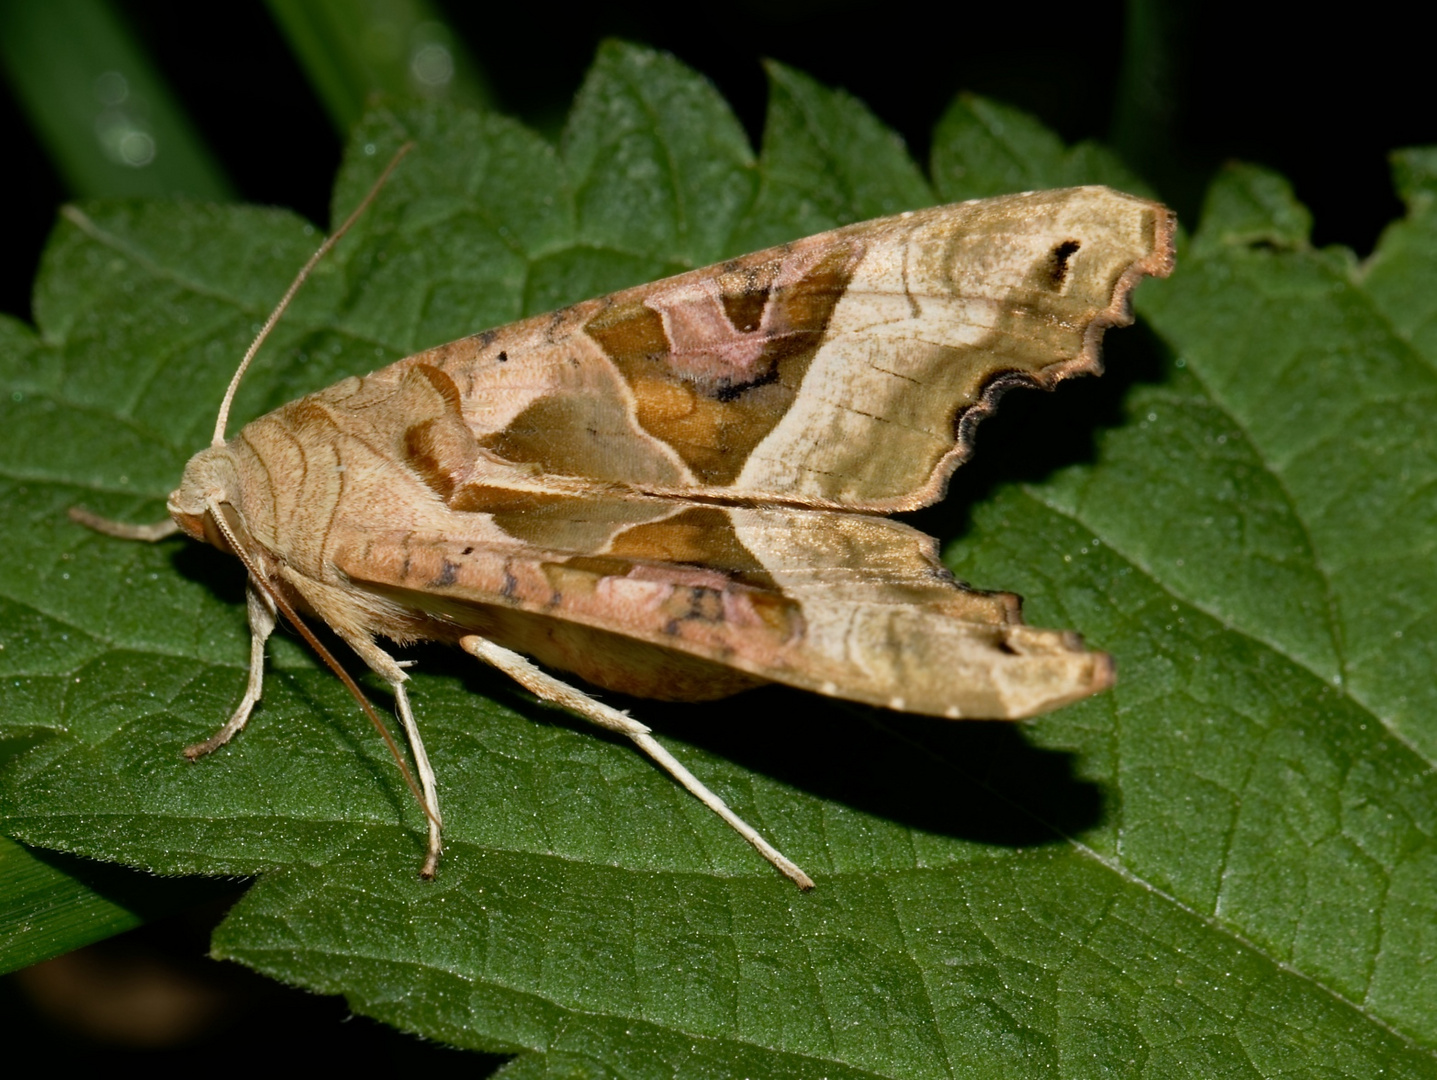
[{"x1": 167, "y1": 445, "x2": 248, "y2": 552}]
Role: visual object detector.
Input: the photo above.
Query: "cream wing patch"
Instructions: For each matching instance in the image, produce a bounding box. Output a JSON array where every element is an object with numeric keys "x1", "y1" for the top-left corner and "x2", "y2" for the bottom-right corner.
[
  {"x1": 722, "y1": 507, "x2": 1112, "y2": 718},
  {"x1": 734, "y1": 187, "x2": 1174, "y2": 508}
]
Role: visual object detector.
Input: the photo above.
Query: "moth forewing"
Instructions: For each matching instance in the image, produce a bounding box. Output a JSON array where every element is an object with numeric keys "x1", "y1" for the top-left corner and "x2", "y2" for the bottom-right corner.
[{"x1": 83, "y1": 182, "x2": 1175, "y2": 890}]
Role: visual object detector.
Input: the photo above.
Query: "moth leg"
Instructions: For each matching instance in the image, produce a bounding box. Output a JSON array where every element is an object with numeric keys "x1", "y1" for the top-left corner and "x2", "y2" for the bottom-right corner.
[
  {"x1": 272, "y1": 568, "x2": 445, "y2": 878},
  {"x1": 184, "y1": 578, "x2": 276, "y2": 759},
  {"x1": 458, "y1": 633, "x2": 815, "y2": 891},
  {"x1": 392, "y1": 679, "x2": 443, "y2": 879},
  {"x1": 69, "y1": 506, "x2": 182, "y2": 541},
  {"x1": 330, "y1": 634, "x2": 444, "y2": 878}
]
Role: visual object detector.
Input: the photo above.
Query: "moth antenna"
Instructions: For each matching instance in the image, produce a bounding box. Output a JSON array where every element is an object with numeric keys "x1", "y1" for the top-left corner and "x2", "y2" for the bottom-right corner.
[
  {"x1": 204, "y1": 496, "x2": 439, "y2": 831},
  {"x1": 212, "y1": 142, "x2": 415, "y2": 448}
]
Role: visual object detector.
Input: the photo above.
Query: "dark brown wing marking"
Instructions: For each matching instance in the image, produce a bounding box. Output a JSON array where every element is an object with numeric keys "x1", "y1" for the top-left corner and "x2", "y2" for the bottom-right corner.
[{"x1": 399, "y1": 365, "x2": 481, "y2": 500}]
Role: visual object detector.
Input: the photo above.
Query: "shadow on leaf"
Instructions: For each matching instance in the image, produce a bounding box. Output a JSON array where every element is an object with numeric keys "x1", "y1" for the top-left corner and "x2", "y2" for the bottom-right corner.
[
  {"x1": 26, "y1": 846, "x2": 238, "y2": 920},
  {"x1": 654, "y1": 689, "x2": 1104, "y2": 848},
  {"x1": 914, "y1": 316, "x2": 1172, "y2": 543},
  {"x1": 442, "y1": 640, "x2": 1105, "y2": 854}
]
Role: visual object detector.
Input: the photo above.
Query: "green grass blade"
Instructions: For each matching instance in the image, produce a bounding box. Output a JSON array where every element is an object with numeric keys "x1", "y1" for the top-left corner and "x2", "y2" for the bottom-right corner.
[
  {"x1": 1109, "y1": 0, "x2": 1192, "y2": 210},
  {"x1": 0, "y1": 836, "x2": 230, "y2": 974},
  {"x1": 264, "y1": 0, "x2": 490, "y2": 134},
  {"x1": 0, "y1": 0, "x2": 232, "y2": 199}
]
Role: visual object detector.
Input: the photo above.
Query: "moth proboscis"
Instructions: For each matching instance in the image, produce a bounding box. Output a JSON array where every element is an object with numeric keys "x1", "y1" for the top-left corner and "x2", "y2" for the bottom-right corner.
[{"x1": 73, "y1": 148, "x2": 1175, "y2": 890}]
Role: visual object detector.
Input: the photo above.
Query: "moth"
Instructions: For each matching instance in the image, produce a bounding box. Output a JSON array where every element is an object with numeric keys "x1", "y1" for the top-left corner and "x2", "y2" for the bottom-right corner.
[{"x1": 75, "y1": 169, "x2": 1175, "y2": 890}]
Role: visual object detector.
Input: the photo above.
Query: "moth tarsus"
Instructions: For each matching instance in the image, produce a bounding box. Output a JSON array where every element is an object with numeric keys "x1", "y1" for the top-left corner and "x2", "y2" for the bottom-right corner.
[
  {"x1": 67, "y1": 505, "x2": 181, "y2": 542},
  {"x1": 76, "y1": 175, "x2": 1175, "y2": 889}
]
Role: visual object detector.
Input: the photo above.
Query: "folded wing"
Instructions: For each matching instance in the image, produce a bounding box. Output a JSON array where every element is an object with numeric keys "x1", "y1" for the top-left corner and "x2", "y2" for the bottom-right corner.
[
  {"x1": 332, "y1": 496, "x2": 1112, "y2": 719},
  {"x1": 393, "y1": 186, "x2": 1174, "y2": 511}
]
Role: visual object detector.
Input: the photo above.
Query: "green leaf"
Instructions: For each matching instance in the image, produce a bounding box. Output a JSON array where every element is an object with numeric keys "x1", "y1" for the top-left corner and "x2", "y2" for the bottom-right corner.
[
  {"x1": 733, "y1": 61, "x2": 933, "y2": 250},
  {"x1": 1186, "y1": 163, "x2": 1313, "y2": 256},
  {"x1": 561, "y1": 41, "x2": 756, "y2": 270},
  {"x1": 932, "y1": 93, "x2": 1150, "y2": 203},
  {"x1": 3, "y1": 44, "x2": 1435, "y2": 1077},
  {"x1": 1362, "y1": 147, "x2": 1437, "y2": 361}
]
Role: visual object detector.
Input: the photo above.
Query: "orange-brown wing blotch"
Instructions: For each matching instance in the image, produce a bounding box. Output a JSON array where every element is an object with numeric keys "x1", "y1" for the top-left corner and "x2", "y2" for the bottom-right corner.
[
  {"x1": 399, "y1": 308, "x2": 694, "y2": 491},
  {"x1": 397, "y1": 364, "x2": 483, "y2": 500},
  {"x1": 586, "y1": 241, "x2": 862, "y2": 485}
]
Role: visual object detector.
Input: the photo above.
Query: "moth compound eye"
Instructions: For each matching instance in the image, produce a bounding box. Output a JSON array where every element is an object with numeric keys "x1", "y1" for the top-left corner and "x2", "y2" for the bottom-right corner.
[
  {"x1": 205, "y1": 500, "x2": 260, "y2": 558},
  {"x1": 166, "y1": 487, "x2": 209, "y2": 542},
  {"x1": 169, "y1": 508, "x2": 208, "y2": 543}
]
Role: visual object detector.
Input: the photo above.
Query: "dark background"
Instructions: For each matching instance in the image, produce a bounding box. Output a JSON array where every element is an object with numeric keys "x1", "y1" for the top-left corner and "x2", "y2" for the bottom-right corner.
[
  {"x1": 1, "y1": 0, "x2": 1429, "y2": 1068},
  {"x1": 1, "y1": 2, "x2": 1430, "y2": 323}
]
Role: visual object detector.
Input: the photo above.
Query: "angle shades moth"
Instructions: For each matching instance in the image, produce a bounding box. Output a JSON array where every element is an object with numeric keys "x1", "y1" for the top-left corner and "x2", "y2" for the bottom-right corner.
[{"x1": 75, "y1": 167, "x2": 1175, "y2": 889}]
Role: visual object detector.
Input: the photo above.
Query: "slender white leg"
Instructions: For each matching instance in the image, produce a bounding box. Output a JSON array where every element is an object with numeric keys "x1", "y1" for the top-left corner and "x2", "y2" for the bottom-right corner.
[
  {"x1": 309, "y1": 625, "x2": 446, "y2": 878},
  {"x1": 394, "y1": 681, "x2": 444, "y2": 878},
  {"x1": 459, "y1": 633, "x2": 814, "y2": 891},
  {"x1": 273, "y1": 566, "x2": 446, "y2": 879},
  {"x1": 184, "y1": 578, "x2": 276, "y2": 759}
]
